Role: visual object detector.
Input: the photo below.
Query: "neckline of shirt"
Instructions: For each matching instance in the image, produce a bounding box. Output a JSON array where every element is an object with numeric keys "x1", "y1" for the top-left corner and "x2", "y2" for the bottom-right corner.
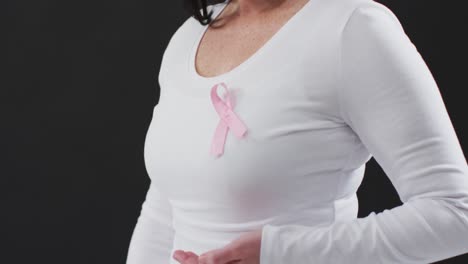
[{"x1": 186, "y1": 0, "x2": 316, "y2": 94}]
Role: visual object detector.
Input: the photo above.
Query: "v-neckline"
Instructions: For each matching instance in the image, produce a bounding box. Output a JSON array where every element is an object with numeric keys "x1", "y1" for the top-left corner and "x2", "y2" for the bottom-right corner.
[{"x1": 188, "y1": 0, "x2": 314, "y2": 83}]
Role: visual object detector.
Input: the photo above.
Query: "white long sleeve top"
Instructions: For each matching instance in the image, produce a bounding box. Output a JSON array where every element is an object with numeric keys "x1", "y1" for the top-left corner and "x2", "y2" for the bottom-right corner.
[{"x1": 126, "y1": 0, "x2": 468, "y2": 263}]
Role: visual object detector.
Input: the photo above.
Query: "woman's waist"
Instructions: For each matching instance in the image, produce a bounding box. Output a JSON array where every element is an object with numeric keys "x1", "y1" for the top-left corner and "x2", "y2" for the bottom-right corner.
[
  {"x1": 170, "y1": 193, "x2": 358, "y2": 245},
  {"x1": 168, "y1": 195, "x2": 358, "y2": 263},
  {"x1": 171, "y1": 202, "x2": 335, "y2": 243}
]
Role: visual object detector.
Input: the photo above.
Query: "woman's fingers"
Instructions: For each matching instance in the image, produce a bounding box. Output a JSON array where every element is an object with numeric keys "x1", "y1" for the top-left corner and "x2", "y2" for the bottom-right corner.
[{"x1": 173, "y1": 250, "x2": 199, "y2": 264}]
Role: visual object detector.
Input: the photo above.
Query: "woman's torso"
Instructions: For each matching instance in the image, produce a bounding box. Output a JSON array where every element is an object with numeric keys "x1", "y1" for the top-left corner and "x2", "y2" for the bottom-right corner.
[{"x1": 144, "y1": 0, "x2": 373, "y2": 261}]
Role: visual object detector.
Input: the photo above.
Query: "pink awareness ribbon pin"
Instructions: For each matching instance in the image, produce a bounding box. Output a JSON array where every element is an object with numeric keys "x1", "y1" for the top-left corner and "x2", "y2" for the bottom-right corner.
[{"x1": 210, "y1": 82, "x2": 248, "y2": 157}]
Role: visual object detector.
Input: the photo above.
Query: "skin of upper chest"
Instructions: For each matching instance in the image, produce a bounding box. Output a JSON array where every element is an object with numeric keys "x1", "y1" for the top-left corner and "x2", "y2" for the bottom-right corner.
[{"x1": 194, "y1": 0, "x2": 311, "y2": 78}]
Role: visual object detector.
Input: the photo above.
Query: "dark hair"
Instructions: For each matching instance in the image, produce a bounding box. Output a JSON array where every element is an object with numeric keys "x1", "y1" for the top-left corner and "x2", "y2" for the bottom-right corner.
[{"x1": 183, "y1": 0, "x2": 226, "y2": 26}]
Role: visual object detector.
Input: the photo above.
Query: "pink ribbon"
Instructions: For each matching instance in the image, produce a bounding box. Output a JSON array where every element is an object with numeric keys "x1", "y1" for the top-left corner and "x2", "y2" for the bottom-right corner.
[{"x1": 210, "y1": 82, "x2": 248, "y2": 157}]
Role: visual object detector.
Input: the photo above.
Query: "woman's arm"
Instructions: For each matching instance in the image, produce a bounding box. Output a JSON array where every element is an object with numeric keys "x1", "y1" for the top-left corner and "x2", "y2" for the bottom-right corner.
[
  {"x1": 126, "y1": 182, "x2": 175, "y2": 264},
  {"x1": 260, "y1": 1, "x2": 468, "y2": 263}
]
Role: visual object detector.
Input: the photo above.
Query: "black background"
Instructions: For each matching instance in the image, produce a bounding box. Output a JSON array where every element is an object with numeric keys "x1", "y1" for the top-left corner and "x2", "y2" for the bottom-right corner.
[{"x1": 2, "y1": 0, "x2": 467, "y2": 263}]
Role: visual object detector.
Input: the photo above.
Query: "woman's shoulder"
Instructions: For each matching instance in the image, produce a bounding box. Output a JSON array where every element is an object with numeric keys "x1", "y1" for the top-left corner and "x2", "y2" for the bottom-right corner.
[
  {"x1": 307, "y1": 0, "x2": 403, "y2": 41},
  {"x1": 157, "y1": 2, "x2": 228, "y2": 85},
  {"x1": 162, "y1": 1, "x2": 228, "y2": 56},
  {"x1": 169, "y1": 1, "x2": 227, "y2": 44},
  {"x1": 318, "y1": 0, "x2": 400, "y2": 29},
  {"x1": 339, "y1": 0, "x2": 403, "y2": 31}
]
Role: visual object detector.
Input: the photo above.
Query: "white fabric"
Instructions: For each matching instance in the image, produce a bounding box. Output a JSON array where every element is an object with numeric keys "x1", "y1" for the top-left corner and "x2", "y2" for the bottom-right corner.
[{"x1": 126, "y1": 0, "x2": 468, "y2": 263}]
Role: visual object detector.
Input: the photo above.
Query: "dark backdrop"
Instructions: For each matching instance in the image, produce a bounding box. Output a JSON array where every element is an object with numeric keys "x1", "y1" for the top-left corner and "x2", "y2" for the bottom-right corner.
[{"x1": 2, "y1": 0, "x2": 467, "y2": 263}]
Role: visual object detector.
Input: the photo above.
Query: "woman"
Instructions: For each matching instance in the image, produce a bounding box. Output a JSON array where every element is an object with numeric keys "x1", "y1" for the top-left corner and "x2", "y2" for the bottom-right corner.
[{"x1": 126, "y1": 0, "x2": 468, "y2": 263}]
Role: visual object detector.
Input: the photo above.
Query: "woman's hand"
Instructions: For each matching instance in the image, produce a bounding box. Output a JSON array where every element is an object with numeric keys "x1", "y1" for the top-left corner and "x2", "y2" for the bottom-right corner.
[{"x1": 172, "y1": 228, "x2": 263, "y2": 264}]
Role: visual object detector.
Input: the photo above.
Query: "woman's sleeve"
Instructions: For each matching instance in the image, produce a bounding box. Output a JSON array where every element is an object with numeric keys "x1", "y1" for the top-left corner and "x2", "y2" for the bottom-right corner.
[
  {"x1": 259, "y1": 2, "x2": 468, "y2": 263},
  {"x1": 126, "y1": 182, "x2": 175, "y2": 264}
]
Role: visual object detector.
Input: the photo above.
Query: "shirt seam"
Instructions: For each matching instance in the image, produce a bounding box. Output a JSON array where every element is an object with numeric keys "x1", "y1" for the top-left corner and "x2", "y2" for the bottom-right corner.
[
  {"x1": 336, "y1": 2, "x2": 369, "y2": 132},
  {"x1": 332, "y1": 2, "x2": 370, "y2": 223}
]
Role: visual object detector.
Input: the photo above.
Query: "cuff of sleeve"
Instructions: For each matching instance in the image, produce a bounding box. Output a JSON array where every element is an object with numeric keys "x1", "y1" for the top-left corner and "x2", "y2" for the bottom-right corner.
[
  {"x1": 260, "y1": 224, "x2": 278, "y2": 264},
  {"x1": 260, "y1": 223, "x2": 335, "y2": 264}
]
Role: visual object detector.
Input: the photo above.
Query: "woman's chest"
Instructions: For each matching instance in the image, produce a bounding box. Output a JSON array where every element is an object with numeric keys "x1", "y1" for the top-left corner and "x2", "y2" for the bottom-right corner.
[
  {"x1": 144, "y1": 61, "x2": 354, "y2": 211},
  {"x1": 146, "y1": 9, "x2": 351, "y2": 207}
]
